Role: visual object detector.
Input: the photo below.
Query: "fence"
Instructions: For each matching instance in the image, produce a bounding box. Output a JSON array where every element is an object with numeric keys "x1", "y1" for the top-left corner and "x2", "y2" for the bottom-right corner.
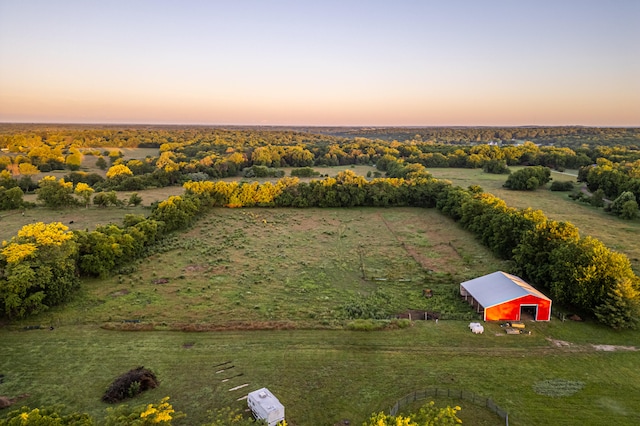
[{"x1": 388, "y1": 388, "x2": 509, "y2": 426}]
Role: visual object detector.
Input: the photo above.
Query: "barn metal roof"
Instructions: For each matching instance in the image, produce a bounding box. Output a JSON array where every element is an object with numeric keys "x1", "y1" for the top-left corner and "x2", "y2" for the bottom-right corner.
[{"x1": 460, "y1": 271, "x2": 551, "y2": 308}]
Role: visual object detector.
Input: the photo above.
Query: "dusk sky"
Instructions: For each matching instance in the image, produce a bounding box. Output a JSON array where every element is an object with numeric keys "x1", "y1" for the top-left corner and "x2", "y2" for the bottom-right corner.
[{"x1": 1, "y1": 0, "x2": 639, "y2": 126}]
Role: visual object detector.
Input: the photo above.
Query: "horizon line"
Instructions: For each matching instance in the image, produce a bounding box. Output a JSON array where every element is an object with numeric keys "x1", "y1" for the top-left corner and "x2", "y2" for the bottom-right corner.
[{"x1": 1, "y1": 121, "x2": 639, "y2": 129}]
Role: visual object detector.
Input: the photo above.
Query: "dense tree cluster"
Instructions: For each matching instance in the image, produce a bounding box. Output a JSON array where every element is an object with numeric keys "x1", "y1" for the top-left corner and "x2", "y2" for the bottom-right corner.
[
  {"x1": 579, "y1": 158, "x2": 640, "y2": 204},
  {"x1": 503, "y1": 166, "x2": 551, "y2": 190}
]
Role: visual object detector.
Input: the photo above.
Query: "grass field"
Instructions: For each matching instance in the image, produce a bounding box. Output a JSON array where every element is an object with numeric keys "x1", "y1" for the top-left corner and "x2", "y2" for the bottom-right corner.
[
  {"x1": 2, "y1": 167, "x2": 640, "y2": 425},
  {"x1": 427, "y1": 167, "x2": 640, "y2": 272},
  {"x1": 30, "y1": 208, "x2": 508, "y2": 327}
]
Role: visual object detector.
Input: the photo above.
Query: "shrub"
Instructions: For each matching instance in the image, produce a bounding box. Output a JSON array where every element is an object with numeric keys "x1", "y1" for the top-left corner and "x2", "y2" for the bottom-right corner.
[
  {"x1": 346, "y1": 319, "x2": 385, "y2": 331},
  {"x1": 550, "y1": 181, "x2": 574, "y2": 191},
  {"x1": 102, "y1": 367, "x2": 159, "y2": 403},
  {"x1": 607, "y1": 191, "x2": 638, "y2": 219},
  {"x1": 483, "y1": 159, "x2": 510, "y2": 174},
  {"x1": 290, "y1": 167, "x2": 320, "y2": 178},
  {"x1": 0, "y1": 405, "x2": 94, "y2": 425}
]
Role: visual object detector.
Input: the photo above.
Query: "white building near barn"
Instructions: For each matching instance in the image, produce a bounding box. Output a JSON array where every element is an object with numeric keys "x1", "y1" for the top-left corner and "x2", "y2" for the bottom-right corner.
[{"x1": 247, "y1": 388, "x2": 285, "y2": 426}]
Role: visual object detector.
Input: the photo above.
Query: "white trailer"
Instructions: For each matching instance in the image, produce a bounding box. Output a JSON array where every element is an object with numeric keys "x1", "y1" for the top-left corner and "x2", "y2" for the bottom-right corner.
[{"x1": 247, "y1": 388, "x2": 285, "y2": 426}]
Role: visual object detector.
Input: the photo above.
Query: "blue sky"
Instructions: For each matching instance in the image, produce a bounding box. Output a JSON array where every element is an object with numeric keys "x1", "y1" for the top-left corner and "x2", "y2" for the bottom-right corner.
[{"x1": 0, "y1": 0, "x2": 638, "y2": 126}]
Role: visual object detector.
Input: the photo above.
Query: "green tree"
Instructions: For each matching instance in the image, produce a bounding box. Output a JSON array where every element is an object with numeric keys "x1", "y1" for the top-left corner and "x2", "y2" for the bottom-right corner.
[
  {"x1": 604, "y1": 190, "x2": 637, "y2": 219},
  {"x1": 590, "y1": 189, "x2": 605, "y2": 207},
  {"x1": 0, "y1": 186, "x2": 24, "y2": 210},
  {"x1": 503, "y1": 166, "x2": 551, "y2": 190},
  {"x1": 594, "y1": 279, "x2": 640, "y2": 329},
  {"x1": 95, "y1": 156, "x2": 108, "y2": 170},
  {"x1": 93, "y1": 191, "x2": 121, "y2": 207},
  {"x1": 482, "y1": 158, "x2": 510, "y2": 174},
  {"x1": 36, "y1": 176, "x2": 77, "y2": 208},
  {"x1": 621, "y1": 200, "x2": 639, "y2": 219}
]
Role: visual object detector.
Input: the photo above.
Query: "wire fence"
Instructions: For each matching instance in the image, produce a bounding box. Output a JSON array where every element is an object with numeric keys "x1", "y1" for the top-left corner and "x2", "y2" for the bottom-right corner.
[{"x1": 389, "y1": 388, "x2": 509, "y2": 426}]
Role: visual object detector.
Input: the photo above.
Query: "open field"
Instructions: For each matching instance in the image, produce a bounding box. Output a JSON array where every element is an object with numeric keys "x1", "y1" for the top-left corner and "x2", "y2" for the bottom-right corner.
[
  {"x1": 30, "y1": 208, "x2": 509, "y2": 327},
  {"x1": 427, "y1": 167, "x2": 640, "y2": 272}
]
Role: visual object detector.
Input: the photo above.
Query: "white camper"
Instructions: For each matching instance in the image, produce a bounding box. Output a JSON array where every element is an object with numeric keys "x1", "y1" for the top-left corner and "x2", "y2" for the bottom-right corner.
[{"x1": 247, "y1": 388, "x2": 285, "y2": 426}]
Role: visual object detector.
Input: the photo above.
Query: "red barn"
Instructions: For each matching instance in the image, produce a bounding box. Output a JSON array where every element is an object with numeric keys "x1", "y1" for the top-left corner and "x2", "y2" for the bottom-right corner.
[{"x1": 460, "y1": 271, "x2": 552, "y2": 321}]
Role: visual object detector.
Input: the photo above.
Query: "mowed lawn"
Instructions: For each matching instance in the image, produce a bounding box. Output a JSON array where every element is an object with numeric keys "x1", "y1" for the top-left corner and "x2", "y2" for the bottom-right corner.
[{"x1": 1, "y1": 322, "x2": 640, "y2": 426}]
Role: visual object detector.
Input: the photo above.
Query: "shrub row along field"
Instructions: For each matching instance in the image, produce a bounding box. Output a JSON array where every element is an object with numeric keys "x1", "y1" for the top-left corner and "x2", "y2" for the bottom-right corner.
[{"x1": 31, "y1": 207, "x2": 507, "y2": 327}]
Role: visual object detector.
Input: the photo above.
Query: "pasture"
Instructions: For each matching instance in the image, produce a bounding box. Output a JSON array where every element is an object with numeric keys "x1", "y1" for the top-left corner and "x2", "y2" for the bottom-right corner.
[{"x1": 32, "y1": 208, "x2": 509, "y2": 327}]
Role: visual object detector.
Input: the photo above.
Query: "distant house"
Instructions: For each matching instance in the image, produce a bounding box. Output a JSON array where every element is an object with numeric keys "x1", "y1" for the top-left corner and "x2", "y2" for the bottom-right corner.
[{"x1": 460, "y1": 271, "x2": 552, "y2": 321}]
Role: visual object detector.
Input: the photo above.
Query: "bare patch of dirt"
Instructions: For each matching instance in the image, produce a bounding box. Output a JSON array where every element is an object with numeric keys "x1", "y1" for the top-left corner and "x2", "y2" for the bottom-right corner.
[
  {"x1": 110, "y1": 289, "x2": 130, "y2": 297},
  {"x1": 547, "y1": 338, "x2": 573, "y2": 347},
  {"x1": 184, "y1": 264, "x2": 207, "y2": 273},
  {"x1": 592, "y1": 344, "x2": 638, "y2": 352},
  {"x1": 0, "y1": 394, "x2": 29, "y2": 409},
  {"x1": 403, "y1": 242, "x2": 461, "y2": 274},
  {"x1": 153, "y1": 278, "x2": 169, "y2": 284},
  {"x1": 546, "y1": 338, "x2": 638, "y2": 352}
]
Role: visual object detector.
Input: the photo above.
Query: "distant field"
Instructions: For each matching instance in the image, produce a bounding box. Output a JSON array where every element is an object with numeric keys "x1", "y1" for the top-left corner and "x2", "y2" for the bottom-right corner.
[{"x1": 427, "y1": 167, "x2": 640, "y2": 272}]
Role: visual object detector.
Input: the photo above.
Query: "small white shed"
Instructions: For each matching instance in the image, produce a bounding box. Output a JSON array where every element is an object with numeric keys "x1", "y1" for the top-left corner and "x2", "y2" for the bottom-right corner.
[{"x1": 247, "y1": 387, "x2": 285, "y2": 426}]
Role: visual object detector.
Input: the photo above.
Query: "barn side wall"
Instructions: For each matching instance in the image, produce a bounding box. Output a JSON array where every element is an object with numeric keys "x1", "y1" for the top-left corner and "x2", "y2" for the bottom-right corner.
[{"x1": 485, "y1": 295, "x2": 551, "y2": 321}]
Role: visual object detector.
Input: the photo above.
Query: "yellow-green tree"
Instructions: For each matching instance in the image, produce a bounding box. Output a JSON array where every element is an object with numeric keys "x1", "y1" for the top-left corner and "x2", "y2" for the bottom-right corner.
[
  {"x1": 74, "y1": 182, "x2": 94, "y2": 207},
  {"x1": 363, "y1": 401, "x2": 462, "y2": 425},
  {"x1": 36, "y1": 176, "x2": 77, "y2": 208},
  {"x1": 66, "y1": 152, "x2": 83, "y2": 170},
  {"x1": 106, "y1": 164, "x2": 134, "y2": 179},
  {"x1": 18, "y1": 162, "x2": 40, "y2": 176},
  {"x1": 0, "y1": 222, "x2": 78, "y2": 318}
]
